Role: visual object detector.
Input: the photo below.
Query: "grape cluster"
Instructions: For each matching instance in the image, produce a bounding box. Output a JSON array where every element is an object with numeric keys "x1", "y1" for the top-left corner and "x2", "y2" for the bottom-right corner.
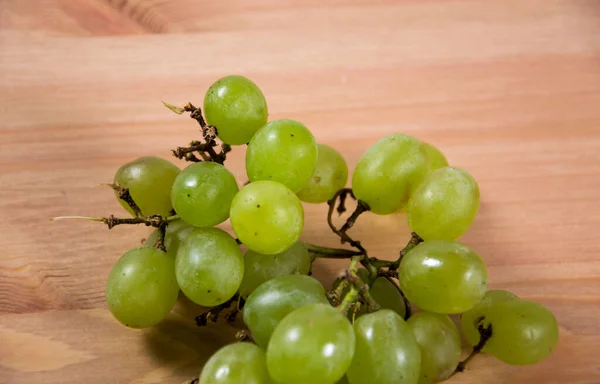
[{"x1": 54, "y1": 75, "x2": 559, "y2": 384}]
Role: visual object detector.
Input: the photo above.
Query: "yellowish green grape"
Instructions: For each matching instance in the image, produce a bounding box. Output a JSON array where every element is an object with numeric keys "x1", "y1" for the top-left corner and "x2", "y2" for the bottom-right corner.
[
  {"x1": 199, "y1": 342, "x2": 274, "y2": 384},
  {"x1": 267, "y1": 303, "x2": 355, "y2": 384},
  {"x1": 145, "y1": 219, "x2": 194, "y2": 257},
  {"x1": 243, "y1": 275, "x2": 329, "y2": 348},
  {"x1": 246, "y1": 119, "x2": 318, "y2": 192},
  {"x1": 407, "y1": 167, "x2": 479, "y2": 241},
  {"x1": 239, "y1": 241, "x2": 311, "y2": 299},
  {"x1": 407, "y1": 311, "x2": 462, "y2": 383},
  {"x1": 297, "y1": 144, "x2": 348, "y2": 203},
  {"x1": 481, "y1": 300, "x2": 559, "y2": 365},
  {"x1": 422, "y1": 142, "x2": 449, "y2": 174},
  {"x1": 203, "y1": 75, "x2": 268, "y2": 145},
  {"x1": 347, "y1": 309, "x2": 421, "y2": 384},
  {"x1": 399, "y1": 240, "x2": 488, "y2": 314},
  {"x1": 171, "y1": 162, "x2": 239, "y2": 227},
  {"x1": 352, "y1": 134, "x2": 428, "y2": 215},
  {"x1": 175, "y1": 228, "x2": 243, "y2": 306},
  {"x1": 105, "y1": 246, "x2": 179, "y2": 328},
  {"x1": 230, "y1": 180, "x2": 304, "y2": 254},
  {"x1": 113, "y1": 156, "x2": 180, "y2": 217},
  {"x1": 461, "y1": 289, "x2": 518, "y2": 345}
]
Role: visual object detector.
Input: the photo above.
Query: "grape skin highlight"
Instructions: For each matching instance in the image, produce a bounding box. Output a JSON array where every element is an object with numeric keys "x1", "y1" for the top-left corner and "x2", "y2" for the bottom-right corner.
[
  {"x1": 199, "y1": 342, "x2": 273, "y2": 384},
  {"x1": 399, "y1": 240, "x2": 488, "y2": 314},
  {"x1": 243, "y1": 275, "x2": 329, "y2": 348}
]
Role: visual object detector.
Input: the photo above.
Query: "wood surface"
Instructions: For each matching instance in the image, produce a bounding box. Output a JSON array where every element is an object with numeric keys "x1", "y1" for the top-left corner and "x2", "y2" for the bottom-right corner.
[{"x1": 1, "y1": 0, "x2": 600, "y2": 383}]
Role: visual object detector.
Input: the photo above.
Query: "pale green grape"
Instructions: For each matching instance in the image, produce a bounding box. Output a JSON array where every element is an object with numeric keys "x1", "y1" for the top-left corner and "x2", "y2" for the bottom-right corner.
[
  {"x1": 175, "y1": 228, "x2": 243, "y2": 306},
  {"x1": 407, "y1": 311, "x2": 462, "y2": 383},
  {"x1": 297, "y1": 144, "x2": 348, "y2": 203},
  {"x1": 113, "y1": 156, "x2": 180, "y2": 217},
  {"x1": 145, "y1": 219, "x2": 194, "y2": 257},
  {"x1": 246, "y1": 119, "x2": 318, "y2": 192},
  {"x1": 239, "y1": 241, "x2": 311, "y2": 299},
  {"x1": 407, "y1": 167, "x2": 479, "y2": 241},
  {"x1": 399, "y1": 240, "x2": 488, "y2": 314},
  {"x1": 203, "y1": 75, "x2": 268, "y2": 145},
  {"x1": 199, "y1": 342, "x2": 273, "y2": 384},
  {"x1": 244, "y1": 275, "x2": 329, "y2": 348},
  {"x1": 267, "y1": 303, "x2": 355, "y2": 384},
  {"x1": 461, "y1": 289, "x2": 518, "y2": 346},
  {"x1": 230, "y1": 180, "x2": 304, "y2": 254},
  {"x1": 105, "y1": 246, "x2": 179, "y2": 328},
  {"x1": 171, "y1": 162, "x2": 239, "y2": 227},
  {"x1": 347, "y1": 309, "x2": 421, "y2": 384},
  {"x1": 352, "y1": 134, "x2": 428, "y2": 214},
  {"x1": 481, "y1": 300, "x2": 559, "y2": 365},
  {"x1": 422, "y1": 142, "x2": 449, "y2": 174}
]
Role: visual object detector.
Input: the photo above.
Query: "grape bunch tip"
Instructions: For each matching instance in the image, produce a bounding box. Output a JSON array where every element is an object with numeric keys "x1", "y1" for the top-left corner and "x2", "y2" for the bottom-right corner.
[{"x1": 53, "y1": 74, "x2": 559, "y2": 384}]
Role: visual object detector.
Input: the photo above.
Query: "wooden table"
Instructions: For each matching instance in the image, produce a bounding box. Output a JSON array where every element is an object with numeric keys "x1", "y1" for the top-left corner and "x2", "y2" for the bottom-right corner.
[{"x1": 1, "y1": 1, "x2": 599, "y2": 383}]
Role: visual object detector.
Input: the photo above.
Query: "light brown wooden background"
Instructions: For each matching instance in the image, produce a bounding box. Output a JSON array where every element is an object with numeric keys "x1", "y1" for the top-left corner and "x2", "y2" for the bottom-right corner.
[{"x1": 1, "y1": 0, "x2": 600, "y2": 383}]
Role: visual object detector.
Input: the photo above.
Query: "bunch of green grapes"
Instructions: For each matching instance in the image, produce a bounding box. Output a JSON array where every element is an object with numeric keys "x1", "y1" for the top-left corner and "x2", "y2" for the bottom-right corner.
[{"x1": 61, "y1": 74, "x2": 559, "y2": 384}]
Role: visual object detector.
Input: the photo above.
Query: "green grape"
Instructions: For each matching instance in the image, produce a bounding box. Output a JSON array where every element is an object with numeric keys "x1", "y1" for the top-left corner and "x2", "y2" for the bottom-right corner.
[
  {"x1": 352, "y1": 134, "x2": 428, "y2": 215},
  {"x1": 239, "y1": 241, "x2": 311, "y2": 299},
  {"x1": 407, "y1": 167, "x2": 479, "y2": 241},
  {"x1": 297, "y1": 144, "x2": 348, "y2": 203},
  {"x1": 171, "y1": 162, "x2": 239, "y2": 227},
  {"x1": 175, "y1": 228, "x2": 243, "y2": 306},
  {"x1": 199, "y1": 342, "x2": 273, "y2": 384},
  {"x1": 230, "y1": 180, "x2": 304, "y2": 254},
  {"x1": 336, "y1": 377, "x2": 349, "y2": 384},
  {"x1": 399, "y1": 240, "x2": 488, "y2": 314},
  {"x1": 243, "y1": 275, "x2": 329, "y2": 348},
  {"x1": 203, "y1": 75, "x2": 268, "y2": 145},
  {"x1": 422, "y1": 142, "x2": 449, "y2": 173},
  {"x1": 347, "y1": 310, "x2": 421, "y2": 384},
  {"x1": 267, "y1": 303, "x2": 355, "y2": 384},
  {"x1": 145, "y1": 219, "x2": 194, "y2": 257},
  {"x1": 407, "y1": 311, "x2": 462, "y2": 383},
  {"x1": 105, "y1": 246, "x2": 179, "y2": 328},
  {"x1": 461, "y1": 289, "x2": 518, "y2": 345},
  {"x1": 113, "y1": 156, "x2": 180, "y2": 217},
  {"x1": 481, "y1": 300, "x2": 559, "y2": 365},
  {"x1": 246, "y1": 119, "x2": 318, "y2": 192}
]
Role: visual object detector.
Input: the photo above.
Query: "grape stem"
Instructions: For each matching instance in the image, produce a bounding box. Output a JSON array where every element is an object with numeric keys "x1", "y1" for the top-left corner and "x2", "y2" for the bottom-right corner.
[
  {"x1": 50, "y1": 214, "x2": 180, "y2": 230},
  {"x1": 104, "y1": 184, "x2": 143, "y2": 217},
  {"x1": 195, "y1": 294, "x2": 244, "y2": 327},
  {"x1": 165, "y1": 101, "x2": 231, "y2": 165},
  {"x1": 305, "y1": 244, "x2": 363, "y2": 259},
  {"x1": 453, "y1": 322, "x2": 493, "y2": 375},
  {"x1": 335, "y1": 255, "x2": 381, "y2": 315},
  {"x1": 389, "y1": 232, "x2": 423, "y2": 270},
  {"x1": 326, "y1": 188, "x2": 367, "y2": 254}
]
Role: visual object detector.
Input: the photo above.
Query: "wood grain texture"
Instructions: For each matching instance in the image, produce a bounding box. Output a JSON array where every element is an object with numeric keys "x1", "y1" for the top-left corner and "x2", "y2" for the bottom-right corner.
[{"x1": 1, "y1": 0, "x2": 600, "y2": 383}]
